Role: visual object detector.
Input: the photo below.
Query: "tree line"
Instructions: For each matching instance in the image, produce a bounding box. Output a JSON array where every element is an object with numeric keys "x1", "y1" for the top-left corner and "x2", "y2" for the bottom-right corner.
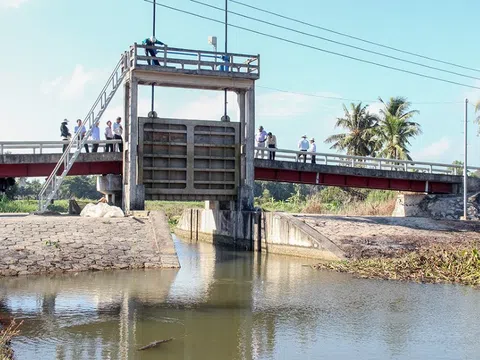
[{"x1": 325, "y1": 96, "x2": 421, "y2": 160}]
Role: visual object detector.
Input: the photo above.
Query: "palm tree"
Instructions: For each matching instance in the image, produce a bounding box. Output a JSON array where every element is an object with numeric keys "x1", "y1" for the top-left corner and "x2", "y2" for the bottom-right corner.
[
  {"x1": 375, "y1": 97, "x2": 421, "y2": 160},
  {"x1": 378, "y1": 96, "x2": 419, "y2": 121},
  {"x1": 475, "y1": 101, "x2": 480, "y2": 132},
  {"x1": 325, "y1": 102, "x2": 378, "y2": 156}
]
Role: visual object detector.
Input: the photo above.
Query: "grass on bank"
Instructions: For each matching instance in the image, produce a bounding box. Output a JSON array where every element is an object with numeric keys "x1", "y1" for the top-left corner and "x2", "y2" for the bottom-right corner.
[
  {"x1": 0, "y1": 319, "x2": 22, "y2": 360},
  {"x1": 145, "y1": 201, "x2": 203, "y2": 229},
  {"x1": 0, "y1": 198, "x2": 93, "y2": 214},
  {"x1": 257, "y1": 189, "x2": 397, "y2": 216},
  {"x1": 314, "y1": 244, "x2": 480, "y2": 287}
]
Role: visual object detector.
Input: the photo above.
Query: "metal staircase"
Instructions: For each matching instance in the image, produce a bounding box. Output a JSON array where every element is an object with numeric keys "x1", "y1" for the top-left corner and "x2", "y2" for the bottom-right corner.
[{"x1": 38, "y1": 53, "x2": 129, "y2": 213}]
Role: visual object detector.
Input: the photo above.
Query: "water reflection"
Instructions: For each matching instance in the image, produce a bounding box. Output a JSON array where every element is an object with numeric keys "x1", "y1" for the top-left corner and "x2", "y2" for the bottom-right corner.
[{"x1": 0, "y1": 237, "x2": 480, "y2": 359}]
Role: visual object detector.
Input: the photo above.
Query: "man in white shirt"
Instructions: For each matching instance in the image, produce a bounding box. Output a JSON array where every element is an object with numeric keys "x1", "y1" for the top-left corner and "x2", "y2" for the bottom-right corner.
[
  {"x1": 309, "y1": 138, "x2": 316, "y2": 164},
  {"x1": 298, "y1": 135, "x2": 309, "y2": 163},
  {"x1": 91, "y1": 121, "x2": 101, "y2": 153},
  {"x1": 74, "y1": 119, "x2": 89, "y2": 153},
  {"x1": 105, "y1": 120, "x2": 114, "y2": 152},
  {"x1": 113, "y1": 117, "x2": 123, "y2": 152},
  {"x1": 255, "y1": 126, "x2": 268, "y2": 159}
]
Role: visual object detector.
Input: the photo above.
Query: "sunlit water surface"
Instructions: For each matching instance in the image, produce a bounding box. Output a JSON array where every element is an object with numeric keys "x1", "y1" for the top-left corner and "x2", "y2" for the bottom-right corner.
[{"x1": 1, "y1": 236, "x2": 480, "y2": 359}]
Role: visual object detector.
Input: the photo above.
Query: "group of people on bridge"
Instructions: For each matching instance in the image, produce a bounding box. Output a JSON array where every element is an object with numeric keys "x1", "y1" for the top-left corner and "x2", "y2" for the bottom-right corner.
[
  {"x1": 60, "y1": 117, "x2": 124, "y2": 153},
  {"x1": 255, "y1": 126, "x2": 316, "y2": 164}
]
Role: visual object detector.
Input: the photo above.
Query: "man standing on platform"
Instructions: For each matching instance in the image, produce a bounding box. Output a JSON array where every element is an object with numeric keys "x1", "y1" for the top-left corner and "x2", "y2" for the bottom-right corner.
[
  {"x1": 142, "y1": 36, "x2": 168, "y2": 66},
  {"x1": 309, "y1": 138, "x2": 316, "y2": 164},
  {"x1": 60, "y1": 119, "x2": 71, "y2": 153},
  {"x1": 298, "y1": 135, "x2": 309, "y2": 163},
  {"x1": 113, "y1": 117, "x2": 123, "y2": 152},
  {"x1": 255, "y1": 126, "x2": 268, "y2": 159},
  {"x1": 74, "y1": 119, "x2": 89, "y2": 153},
  {"x1": 91, "y1": 121, "x2": 100, "y2": 153}
]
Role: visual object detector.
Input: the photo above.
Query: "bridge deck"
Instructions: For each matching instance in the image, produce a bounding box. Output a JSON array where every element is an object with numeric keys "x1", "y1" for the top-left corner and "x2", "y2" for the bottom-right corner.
[
  {"x1": 254, "y1": 159, "x2": 460, "y2": 194},
  {"x1": 0, "y1": 153, "x2": 122, "y2": 177}
]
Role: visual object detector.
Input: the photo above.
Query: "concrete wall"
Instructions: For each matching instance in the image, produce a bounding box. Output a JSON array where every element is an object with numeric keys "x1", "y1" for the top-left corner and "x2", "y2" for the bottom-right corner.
[
  {"x1": 260, "y1": 212, "x2": 345, "y2": 260},
  {"x1": 392, "y1": 194, "x2": 427, "y2": 217},
  {"x1": 176, "y1": 208, "x2": 255, "y2": 249},
  {"x1": 176, "y1": 209, "x2": 346, "y2": 260}
]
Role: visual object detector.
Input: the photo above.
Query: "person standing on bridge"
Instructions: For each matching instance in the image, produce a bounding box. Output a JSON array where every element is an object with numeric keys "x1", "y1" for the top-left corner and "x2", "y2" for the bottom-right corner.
[
  {"x1": 104, "y1": 121, "x2": 114, "y2": 153},
  {"x1": 309, "y1": 138, "x2": 316, "y2": 164},
  {"x1": 60, "y1": 119, "x2": 71, "y2": 153},
  {"x1": 266, "y1": 132, "x2": 277, "y2": 160},
  {"x1": 91, "y1": 121, "x2": 100, "y2": 153},
  {"x1": 255, "y1": 126, "x2": 268, "y2": 159},
  {"x1": 142, "y1": 36, "x2": 168, "y2": 66},
  {"x1": 74, "y1": 119, "x2": 89, "y2": 153},
  {"x1": 298, "y1": 135, "x2": 309, "y2": 163},
  {"x1": 113, "y1": 117, "x2": 123, "y2": 152}
]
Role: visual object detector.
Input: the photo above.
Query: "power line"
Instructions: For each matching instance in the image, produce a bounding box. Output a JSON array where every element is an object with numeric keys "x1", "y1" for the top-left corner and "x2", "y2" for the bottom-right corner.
[
  {"x1": 191, "y1": 0, "x2": 480, "y2": 82},
  {"x1": 143, "y1": 1, "x2": 480, "y2": 91},
  {"x1": 258, "y1": 86, "x2": 464, "y2": 105},
  {"x1": 230, "y1": 0, "x2": 480, "y2": 74}
]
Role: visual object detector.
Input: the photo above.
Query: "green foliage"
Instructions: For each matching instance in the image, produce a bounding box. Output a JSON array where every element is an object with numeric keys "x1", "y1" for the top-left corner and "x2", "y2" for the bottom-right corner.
[
  {"x1": 7, "y1": 176, "x2": 100, "y2": 201},
  {"x1": 374, "y1": 97, "x2": 421, "y2": 160},
  {"x1": 325, "y1": 102, "x2": 378, "y2": 156},
  {"x1": 326, "y1": 97, "x2": 421, "y2": 161},
  {"x1": 58, "y1": 176, "x2": 100, "y2": 200},
  {"x1": 145, "y1": 201, "x2": 203, "y2": 230}
]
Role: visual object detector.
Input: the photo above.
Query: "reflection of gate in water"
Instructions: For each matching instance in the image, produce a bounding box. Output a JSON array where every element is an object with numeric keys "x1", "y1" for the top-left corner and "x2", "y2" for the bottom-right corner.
[{"x1": 138, "y1": 118, "x2": 239, "y2": 201}]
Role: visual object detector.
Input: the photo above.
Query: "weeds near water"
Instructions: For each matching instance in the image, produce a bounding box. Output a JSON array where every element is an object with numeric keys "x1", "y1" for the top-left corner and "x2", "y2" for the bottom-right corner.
[
  {"x1": 314, "y1": 244, "x2": 480, "y2": 287},
  {"x1": 0, "y1": 319, "x2": 22, "y2": 360}
]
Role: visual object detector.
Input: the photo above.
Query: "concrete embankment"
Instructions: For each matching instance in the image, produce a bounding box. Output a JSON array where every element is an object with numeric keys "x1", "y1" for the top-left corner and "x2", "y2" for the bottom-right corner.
[
  {"x1": 175, "y1": 209, "x2": 346, "y2": 260},
  {"x1": 295, "y1": 214, "x2": 480, "y2": 258},
  {"x1": 0, "y1": 211, "x2": 179, "y2": 276},
  {"x1": 176, "y1": 209, "x2": 480, "y2": 260}
]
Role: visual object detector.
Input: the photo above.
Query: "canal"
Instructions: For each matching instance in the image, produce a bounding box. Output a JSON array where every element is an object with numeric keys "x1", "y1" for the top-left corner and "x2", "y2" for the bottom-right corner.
[{"x1": 1, "y1": 236, "x2": 480, "y2": 359}]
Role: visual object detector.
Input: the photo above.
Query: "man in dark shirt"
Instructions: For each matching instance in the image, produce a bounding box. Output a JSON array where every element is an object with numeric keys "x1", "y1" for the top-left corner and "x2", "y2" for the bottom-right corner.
[
  {"x1": 142, "y1": 36, "x2": 168, "y2": 65},
  {"x1": 60, "y1": 119, "x2": 71, "y2": 153}
]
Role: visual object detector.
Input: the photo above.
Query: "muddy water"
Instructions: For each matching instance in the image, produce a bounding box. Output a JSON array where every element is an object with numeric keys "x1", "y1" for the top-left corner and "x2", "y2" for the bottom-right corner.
[{"x1": 1, "y1": 236, "x2": 480, "y2": 359}]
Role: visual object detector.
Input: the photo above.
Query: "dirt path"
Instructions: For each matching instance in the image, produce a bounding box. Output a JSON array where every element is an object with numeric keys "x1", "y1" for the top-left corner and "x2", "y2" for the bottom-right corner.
[{"x1": 294, "y1": 215, "x2": 480, "y2": 258}]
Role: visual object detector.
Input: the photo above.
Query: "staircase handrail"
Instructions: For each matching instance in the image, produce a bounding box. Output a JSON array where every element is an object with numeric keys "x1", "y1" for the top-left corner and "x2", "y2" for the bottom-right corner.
[{"x1": 38, "y1": 53, "x2": 128, "y2": 211}]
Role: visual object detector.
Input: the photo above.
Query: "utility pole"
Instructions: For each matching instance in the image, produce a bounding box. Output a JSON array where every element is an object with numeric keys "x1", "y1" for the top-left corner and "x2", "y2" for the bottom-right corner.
[
  {"x1": 463, "y1": 98, "x2": 468, "y2": 220},
  {"x1": 222, "y1": 0, "x2": 229, "y2": 122},
  {"x1": 150, "y1": 0, "x2": 157, "y2": 117}
]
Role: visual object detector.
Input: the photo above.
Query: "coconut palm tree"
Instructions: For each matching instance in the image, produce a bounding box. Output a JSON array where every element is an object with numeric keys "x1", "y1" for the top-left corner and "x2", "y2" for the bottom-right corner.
[
  {"x1": 378, "y1": 96, "x2": 419, "y2": 121},
  {"x1": 375, "y1": 96, "x2": 421, "y2": 160},
  {"x1": 475, "y1": 101, "x2": 480, "y2": 131},
  {"x1": 325, "y1": 102, "x2": 378, "y2": 156}
]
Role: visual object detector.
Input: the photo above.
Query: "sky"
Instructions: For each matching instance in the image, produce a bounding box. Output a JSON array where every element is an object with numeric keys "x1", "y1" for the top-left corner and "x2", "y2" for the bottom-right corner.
[{"x1": 1, "y1": 0, "x2": 480, "y2": 165}]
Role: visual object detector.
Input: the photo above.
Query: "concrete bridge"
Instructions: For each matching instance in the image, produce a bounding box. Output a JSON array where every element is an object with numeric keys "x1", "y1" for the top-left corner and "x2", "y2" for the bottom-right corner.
[
  {"x1": 1, "y1": 141, "x2": 478, "y2": 196},
  {"x1": 2, "y1": 43, "x2": 479, "y2": 246}
]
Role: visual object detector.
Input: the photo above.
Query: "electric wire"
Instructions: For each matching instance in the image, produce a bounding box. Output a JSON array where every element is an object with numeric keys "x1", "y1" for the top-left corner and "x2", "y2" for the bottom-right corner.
[
  {"x1": 257, "y1": 86, "x2": 464, "y2": 105},
  {"x1": 230, "y1": 0, "x2": 480, "y2": 74},
  {"x1": 143, "y1": 0, "x2": 480, "y2": 90},
  {"x1": 191, "y1": 0, "x2": 480, "y2": 82}
]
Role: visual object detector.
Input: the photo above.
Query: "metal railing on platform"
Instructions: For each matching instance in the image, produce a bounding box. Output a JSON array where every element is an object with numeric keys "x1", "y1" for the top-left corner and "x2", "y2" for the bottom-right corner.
[
  {"x1": 254, "y1": 147, "x2": 480, "y2": 176},
  {"x1": 0, "y1": 140, "x2": 122, "y2": 155},
  {"x1": 129, "y1": 44, "x2": 260, "y2": 76}
]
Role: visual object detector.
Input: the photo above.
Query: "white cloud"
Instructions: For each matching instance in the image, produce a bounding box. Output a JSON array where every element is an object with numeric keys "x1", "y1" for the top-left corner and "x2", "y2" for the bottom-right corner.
[
  {"x1": 61, "y1": 65, "x2": 96, "y2": 100},
  {"x1": 1, "y1": 0, "x2": 29, "y2": 8},
  {"x1": 172, "y1": 93, "x2": 238, "y2": 121},
  {"x1": 256, "y1": 92, "x2": 335, "y2": 119},
  {"x1": 40, "y1": 65, "x2": 101, "y2": 100},
  {"x1": 366, "y1": 102, "x2": 383, "y2": 116},
  {"x1": 40, "y1": 76, "x2": 63, "y2": 95},
  {"x1": 415, "y1": 137, "x2": 451, "y2": 160}
]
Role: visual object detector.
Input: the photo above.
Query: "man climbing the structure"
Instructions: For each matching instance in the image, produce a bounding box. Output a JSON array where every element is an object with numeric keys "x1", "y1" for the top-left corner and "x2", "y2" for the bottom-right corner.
[{"x1": 142, "y1": 36, "x2": 168, "y2": 66}]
